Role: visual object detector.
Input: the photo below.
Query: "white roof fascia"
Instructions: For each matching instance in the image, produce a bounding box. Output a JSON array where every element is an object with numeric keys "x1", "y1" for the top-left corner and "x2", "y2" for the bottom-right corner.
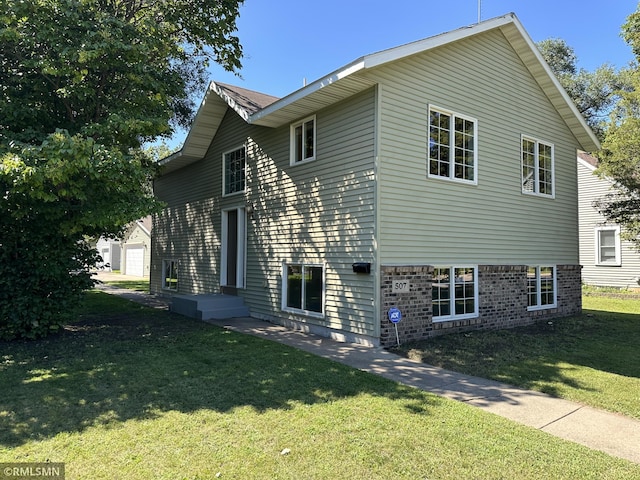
[
  {"x1": 158, "y1": 148, "x2": 183, "y2": 168},
  {"x1": 248, "y1": 59, "x2": 366, "y2": 124},
  {"x1": 249, "y1": 15, "x2": 514, "y2": 125},
  {"x1": 181, "y1": 82, "x2": 218, "y2": 145},
  {"x1": 505, "y1": 16, "x2": 601, "y2": 151},
  {"x1": 250, "y1": 12, "x2": 600, "y2": 152},
  {"x1": 135, "y1": 220, "x2": 152, "y2": 237},
  {"x1": 578, "y1": 155, "x2": 620, "y2": 188},
  {"x1": 158, "y1": 81, "x2": 230, "y2": 171},
  {"x1": 578, "y1": 156, "x2": 597, "y2": 172},
  {"x1": 210, "y1": 81, "x2": 251, "y2": 121},
  {"x1": 364, "y1": 14, "x2": 515, "y2": 69},
  {"x1": 161, "y1": 12, "x2": 600, "y2": 171}
]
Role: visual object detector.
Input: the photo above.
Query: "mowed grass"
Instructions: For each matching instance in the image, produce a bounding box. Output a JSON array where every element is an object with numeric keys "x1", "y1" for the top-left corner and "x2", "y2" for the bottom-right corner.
[
  {"x1": 395, "y1": 293, "x2": 640, "y2": 420},
  {"x1": 0, "y1": 292, "x2": 638, "y2": 479},
  {"x1": 100, "y1": 279, "x2": 150, "y2": 293}
]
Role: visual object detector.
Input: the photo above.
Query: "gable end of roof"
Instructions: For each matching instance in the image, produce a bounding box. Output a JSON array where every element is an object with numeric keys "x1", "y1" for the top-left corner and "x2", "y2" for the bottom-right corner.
[{"x1": 160, "y1": 12, "x2": 600, "y2": 173}]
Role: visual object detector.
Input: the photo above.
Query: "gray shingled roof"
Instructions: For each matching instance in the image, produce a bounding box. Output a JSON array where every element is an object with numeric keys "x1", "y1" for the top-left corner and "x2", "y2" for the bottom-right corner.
[
  {"x1": 578, "y1": 151, "x2": 599, "y2": 169},
  {"x1": 214, "y1": 82, "x2": 279, "y2": 115}
]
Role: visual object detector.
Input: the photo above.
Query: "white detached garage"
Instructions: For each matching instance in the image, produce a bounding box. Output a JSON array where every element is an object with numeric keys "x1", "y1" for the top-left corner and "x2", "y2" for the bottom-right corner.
[
  {"x1": 124, "y1": 246, "x2": 145, "y2": 276},
  {"x1": 121, "y1": 217, "x2": 152, "y2": 277}
]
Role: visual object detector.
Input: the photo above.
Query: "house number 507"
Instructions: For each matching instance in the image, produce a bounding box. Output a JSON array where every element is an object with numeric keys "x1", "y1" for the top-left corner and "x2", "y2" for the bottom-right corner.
[{"x1": 392, "y1": 281, "x2": 411, "y2": 293}]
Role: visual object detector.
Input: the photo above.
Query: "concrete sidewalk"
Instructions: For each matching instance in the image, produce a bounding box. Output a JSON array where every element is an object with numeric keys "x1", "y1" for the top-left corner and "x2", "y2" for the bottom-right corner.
[{"x1": 93, "y1": 278, "x2": 640, "y2": 464}]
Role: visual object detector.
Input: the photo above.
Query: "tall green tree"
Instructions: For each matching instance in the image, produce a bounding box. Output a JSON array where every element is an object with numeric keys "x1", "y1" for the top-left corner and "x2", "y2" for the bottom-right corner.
[
  {"x1": 596, "y1": 4, "x2": 640, "y2": 246},
  {"x1": 0, "y1": 0, "x2": 244, "y2": 339},
  {"x1": 537, "y1": 38, "x2": 621, "y2": 139}
]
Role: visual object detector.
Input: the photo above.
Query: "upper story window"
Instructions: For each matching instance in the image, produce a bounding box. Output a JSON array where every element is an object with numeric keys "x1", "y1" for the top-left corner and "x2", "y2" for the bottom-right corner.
[
  {"x1": 521, "y1": 136, "x2": 554, "y2": 197},
  {"x1": 428, "y1": 106, "x2": 477, "y2": 184},
  {"x1": 595, "y1": 226, "x2": 621, "y2": 266},
  {"x1": 290, "y1": 115, "x2": 316, "y2": 164},
  {"x1": 223, "y1": 145, "x2": 246, "y2": 196}
]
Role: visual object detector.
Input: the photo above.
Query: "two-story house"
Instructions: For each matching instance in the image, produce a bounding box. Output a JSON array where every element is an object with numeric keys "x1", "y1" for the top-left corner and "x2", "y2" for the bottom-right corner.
[{"x1": 152, "y1": 13, "x2": 600, "y2": 346}]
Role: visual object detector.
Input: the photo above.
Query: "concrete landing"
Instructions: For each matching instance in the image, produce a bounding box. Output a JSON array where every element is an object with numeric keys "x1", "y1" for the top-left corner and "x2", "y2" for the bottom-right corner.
[{"x1": 170, "y1": 294, "x2": 250, "y2": 320}]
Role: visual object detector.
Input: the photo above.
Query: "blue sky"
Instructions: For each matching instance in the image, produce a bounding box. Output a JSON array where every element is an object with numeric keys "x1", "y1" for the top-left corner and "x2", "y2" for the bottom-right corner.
[{"x1": 167, "y1": 0, "x2": 639, "y2": 148}]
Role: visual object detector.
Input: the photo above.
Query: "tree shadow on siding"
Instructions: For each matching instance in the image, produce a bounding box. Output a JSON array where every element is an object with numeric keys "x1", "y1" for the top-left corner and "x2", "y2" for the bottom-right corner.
[{"x1": 246, "y1": 93, "x2": 377, "y2": 333}]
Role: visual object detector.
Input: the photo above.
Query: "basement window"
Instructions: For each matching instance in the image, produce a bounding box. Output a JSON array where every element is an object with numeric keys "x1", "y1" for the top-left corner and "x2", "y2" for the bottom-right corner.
[
  {"x1": 282, "y1": 262, "x2": 324, "y2": 316},
  {"x1": 162, "y1": 259, "x2": 178, "y2": 291}
]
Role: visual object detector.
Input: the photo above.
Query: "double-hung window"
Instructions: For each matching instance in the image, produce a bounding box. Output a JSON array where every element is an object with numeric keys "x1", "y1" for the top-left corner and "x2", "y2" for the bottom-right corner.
[
  {"x1": 521, "y1": 136, "x2": 554, "y2": 197},
  {"x1": 223, "y1": 146, "x2": 246, "y2": 196},
  {"x1": 282, "y1": 262, "x2": 324, "y2": 316},
  {"x1": 428, "y1": 106, "x2": 477, "y2": 184},
  {"x1": 527, "y1": 266, "x2": 556, "y2": 310},
  {"x1": 162, "y1": 259, "x2": 178, "y2": 291},
  {"x1": 595, "y1": 226, "x2": 621, "y2": 266},
  {"x1": 432, "y1": 266, "x2": 478, "y2": 321},
  {"x1": 290, "y1": 115, "x2": 316, "y2": 164}
]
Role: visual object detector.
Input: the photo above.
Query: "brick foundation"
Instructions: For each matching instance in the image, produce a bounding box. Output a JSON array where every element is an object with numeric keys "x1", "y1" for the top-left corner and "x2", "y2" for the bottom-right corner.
[
  {"x1": 380, "y1": 266, "x2": 433, "y2": 346},
  {"x1": 380, "y1": 264, "x2": 582, "y2": 347}
]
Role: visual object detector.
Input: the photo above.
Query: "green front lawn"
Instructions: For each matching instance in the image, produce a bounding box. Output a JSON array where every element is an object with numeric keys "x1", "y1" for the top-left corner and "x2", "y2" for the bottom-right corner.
[
  {"x1": 0, "y1": 291, "x2": 637, "y2": 479},
  {"x1": 395, "y1": 293, "x2": 640, "y2": 420},
  {"x1": 101, "y1": 279, "x2": 150, "y2": 293}
]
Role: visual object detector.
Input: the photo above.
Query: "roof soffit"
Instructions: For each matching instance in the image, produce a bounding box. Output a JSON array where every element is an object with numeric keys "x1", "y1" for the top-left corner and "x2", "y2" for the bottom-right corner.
[
  {"x1": 498, "y1": 20, "x2": 600, "y2": 152},
  {"x1": 249, "y1": 13, "x2": 600, "y2": 152},
  {"x1": 249, "y1": 15, "x2": 516, "y2": 128},
  {"x1": 158, "y1": 84, "x2": 229, "y2": 173}
]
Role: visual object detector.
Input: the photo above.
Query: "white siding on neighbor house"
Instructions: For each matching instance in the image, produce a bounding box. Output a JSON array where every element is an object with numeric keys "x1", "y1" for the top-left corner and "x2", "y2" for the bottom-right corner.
[
  {"x1": 366, "y1": 29, "x2": 581, "y2": 266},
  {"x1": 578, "y1": 160, "x2": 640, "y2": 287},
  {"x1": 96, "y1": 238, "x2": 120, "y2": 271},
  {"x1": 153, "y1": 89, "x2": 378, "y2": 339}
]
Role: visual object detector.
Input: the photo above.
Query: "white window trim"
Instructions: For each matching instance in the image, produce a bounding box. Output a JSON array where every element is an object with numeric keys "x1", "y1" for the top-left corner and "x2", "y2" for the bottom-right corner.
[
  {"x1": 220, "y1": 207, "x2": 247, "y2": 289},
  {"x1": 521, "y1": 135, "x2": 555, "y2": 198},
  {"x1": 289, "y1": 115, "x2": 317, "y2": 165},
  {"x1": 527, "y1": 265, "x2": 557, "y2": 311},
  {"x1": 595, "y1": 226, "x2": 622, "y2": 266},
  {"x1": 432, "y1": 265, "x2": 479, "y2": 322},
  {"x1": 281, "y1": 261, "x2": 325, "y2": 318},
  {"x1": 427, "y1": 105, "x2": 478, "y2": 185},
  {"x1": 222, "y1": 144, "x2": 246, "y2": 197},
  {"x1": 162, "y1": 259, "x2": 178, "y2": 291}
]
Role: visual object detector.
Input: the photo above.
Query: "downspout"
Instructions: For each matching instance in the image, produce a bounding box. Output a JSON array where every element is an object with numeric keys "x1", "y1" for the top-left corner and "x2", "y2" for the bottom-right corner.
[{"x1": 373, "y1": 83, "x2": 383, "y2": 344}]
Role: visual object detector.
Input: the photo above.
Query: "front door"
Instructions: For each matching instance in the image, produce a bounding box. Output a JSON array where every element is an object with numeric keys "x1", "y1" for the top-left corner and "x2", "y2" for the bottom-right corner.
[{"x1": 221, "y1": 207, "x2": 246, "y2": 292}]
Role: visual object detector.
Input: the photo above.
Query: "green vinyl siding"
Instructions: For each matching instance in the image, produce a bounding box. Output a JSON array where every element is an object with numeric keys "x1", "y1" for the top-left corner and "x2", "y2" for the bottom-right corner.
[
  {"x1": 245, "y1": 89, "x2": 377, "y2": 337},
  {"x1": 151, "y1": 198, "x2": 221, "y2": 295},
  {"x1": 366, "y1": 28, "x2": 580, "y2": 265},
  {"x1": 153, "y1": 89, "x2": 377, "y2": 338},
  {"x1": 153, "y1": 22, "x2": 592, "y2": 342}
]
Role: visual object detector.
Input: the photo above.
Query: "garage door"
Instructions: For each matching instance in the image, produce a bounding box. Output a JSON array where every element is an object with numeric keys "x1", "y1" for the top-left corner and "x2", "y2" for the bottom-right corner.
[{"x1": 125, "y1": 247, "x2": 144, "y2": 277}]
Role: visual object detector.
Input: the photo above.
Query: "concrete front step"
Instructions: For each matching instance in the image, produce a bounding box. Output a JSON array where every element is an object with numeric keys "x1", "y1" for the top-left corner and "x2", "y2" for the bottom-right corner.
[{"x1": 170, "y1": 294, "x2": 250, "y2": 320}]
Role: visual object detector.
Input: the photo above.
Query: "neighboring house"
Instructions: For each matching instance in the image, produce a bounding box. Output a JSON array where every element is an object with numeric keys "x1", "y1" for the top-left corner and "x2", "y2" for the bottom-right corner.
[
  {"x1": 96, "y1": 237, "x2": 121, "y2": 272},
  {"x1": 578, "y1": 152, "x2": 640, "y2": 288},
  {"x1": 121, "y1": 216, "x2": 152, "y2": 277},
  {"x1": 152, "y1": 13, "x2": 599, "y2": 346}
]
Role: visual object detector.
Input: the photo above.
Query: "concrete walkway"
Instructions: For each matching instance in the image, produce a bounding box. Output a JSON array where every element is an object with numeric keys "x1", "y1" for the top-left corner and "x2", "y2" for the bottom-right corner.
[{"x1": 93, "y1": 276, "x2": 640, "y2": 464}]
